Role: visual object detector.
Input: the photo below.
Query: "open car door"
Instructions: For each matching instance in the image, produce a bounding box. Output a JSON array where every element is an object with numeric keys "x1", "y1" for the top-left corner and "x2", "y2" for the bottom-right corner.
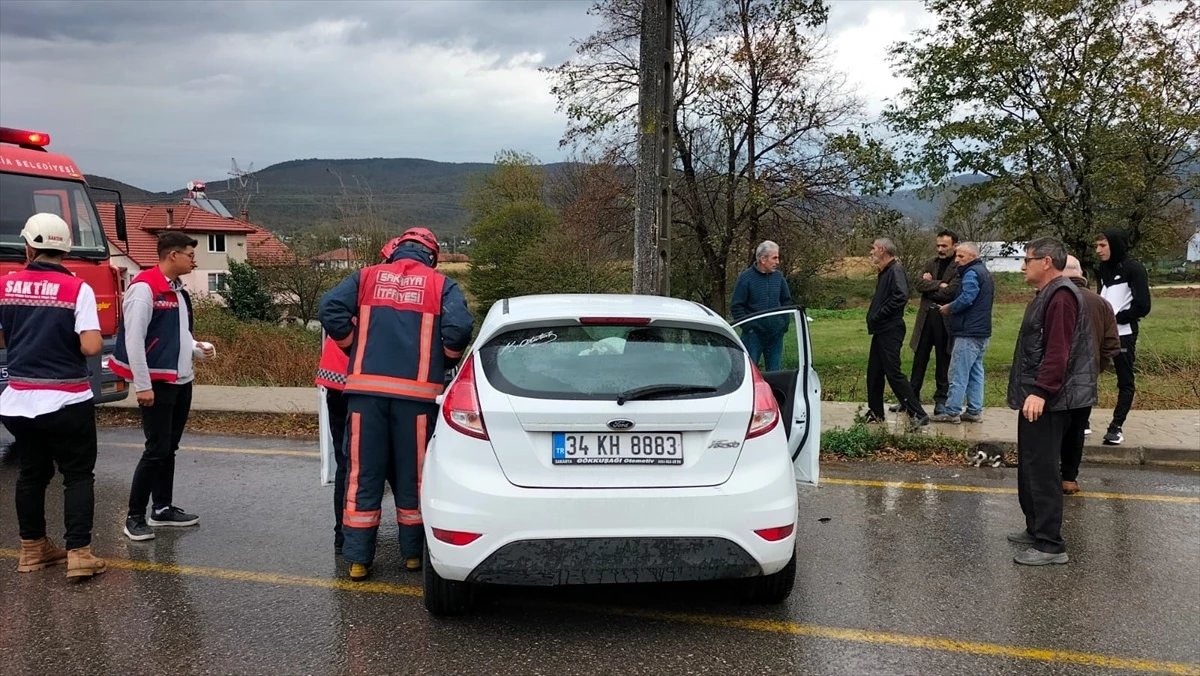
[{"x1": 731, "y1": 306, "x2": 821, "y2": 485}]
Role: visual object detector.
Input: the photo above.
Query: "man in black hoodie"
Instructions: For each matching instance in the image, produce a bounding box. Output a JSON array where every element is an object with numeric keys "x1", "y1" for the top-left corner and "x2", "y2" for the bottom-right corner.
[{"x1": 1095, "y1": 229, "x2": 1152, "y2": 446}]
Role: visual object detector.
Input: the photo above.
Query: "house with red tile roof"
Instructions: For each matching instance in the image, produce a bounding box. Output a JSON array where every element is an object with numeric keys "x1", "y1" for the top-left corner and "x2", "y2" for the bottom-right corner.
[
  {"x1": 312, "y1": 247, "x2": 367, "y2": 269},
  {"x1": 96, "y1": 201, "x2": 291, "y2": 300}
]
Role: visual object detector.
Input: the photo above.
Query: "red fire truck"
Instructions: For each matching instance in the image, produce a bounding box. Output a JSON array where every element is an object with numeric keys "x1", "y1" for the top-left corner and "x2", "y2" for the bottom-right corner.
[{"x1": 0, "y1": 125, "x2": 130, "y2": 403}]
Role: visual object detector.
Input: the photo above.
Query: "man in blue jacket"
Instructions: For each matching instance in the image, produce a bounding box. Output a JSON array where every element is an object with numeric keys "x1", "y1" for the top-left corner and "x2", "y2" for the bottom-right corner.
[
  {"x1": 934, "y1": 242, "x2": 994, "y2": 424},
  {"x1": 319, "y1": 227, "x2": 473, "y2": 581},
  {"x1": 730, "y1": 241, "x2": 792, "y2": 371}
]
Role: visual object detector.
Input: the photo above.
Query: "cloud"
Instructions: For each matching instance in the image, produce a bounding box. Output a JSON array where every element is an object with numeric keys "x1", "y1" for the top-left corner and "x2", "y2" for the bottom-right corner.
[{"x1": 0, "y1": 0, "x2": 930, "y2": 191}]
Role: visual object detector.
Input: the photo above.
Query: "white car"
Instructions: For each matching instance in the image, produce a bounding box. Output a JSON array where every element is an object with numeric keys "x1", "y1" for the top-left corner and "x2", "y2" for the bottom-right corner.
[{"x1": 419, "y1": 293, "x2": 822, "y2": 616}]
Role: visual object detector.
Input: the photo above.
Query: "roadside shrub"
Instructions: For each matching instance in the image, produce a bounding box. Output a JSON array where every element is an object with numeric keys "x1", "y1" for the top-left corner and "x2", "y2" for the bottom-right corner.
[
  {"x1": 191, "y1": 298, "x2": 321, "y2": 387},
  {"x1": 821, "y1": 407, "x2": 971, "y2": 460}
]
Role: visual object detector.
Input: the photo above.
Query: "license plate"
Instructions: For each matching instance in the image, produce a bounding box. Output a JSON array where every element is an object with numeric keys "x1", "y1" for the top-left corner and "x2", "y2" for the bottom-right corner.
[
  {"x1": 552, "y1": 432, "x2": 684, "y2": 466},
  {"x1": 0, "y1": 366, "x2": 7, "y2": 382}
]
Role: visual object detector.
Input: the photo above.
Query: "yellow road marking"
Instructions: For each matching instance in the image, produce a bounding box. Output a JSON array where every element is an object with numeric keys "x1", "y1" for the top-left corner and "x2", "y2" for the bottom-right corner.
[
  {"x1": 1, "y1": 549, "x2": 1196, "y2": 674},
  {"x1": 821, "y1": 478, "x2": 1200, "y2": 504},
  {"x1": 101, "y1": 442, "x2": 319, "y2": 458},
  {"x1": 0, "y1": 548, "x2": 418, "y2": 597}
]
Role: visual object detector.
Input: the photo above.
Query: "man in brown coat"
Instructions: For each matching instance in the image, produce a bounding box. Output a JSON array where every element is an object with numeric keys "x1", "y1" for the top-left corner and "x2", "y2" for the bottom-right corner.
[
  {"x1": 1060, "y1": 255, "x2": 1121, "y2": 494},
  {"x1": 891, "y1": 229, "x2": 961, "y2": 415}
]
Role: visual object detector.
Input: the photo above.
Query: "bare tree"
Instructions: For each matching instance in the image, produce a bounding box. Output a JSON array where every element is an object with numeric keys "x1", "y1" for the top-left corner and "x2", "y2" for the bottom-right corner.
[
  {"x1": 545, "y1": 0, "x2": 894, "y2": 315},
  {"x1": 253, "y1": 228, "x2": 346, "y2": 326},
  {"x1": 326, "y1": 167, "x2": 392, "y2": 265}
]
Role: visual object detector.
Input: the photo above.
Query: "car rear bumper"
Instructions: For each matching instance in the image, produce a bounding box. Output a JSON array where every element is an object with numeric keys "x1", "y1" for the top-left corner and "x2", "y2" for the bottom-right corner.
[
  {"x1": 421, "y1": 429, "x2": 798, "y2": 585},
  {"x1": 465, "y1": 536, "x2": 763, "y2": 585}
]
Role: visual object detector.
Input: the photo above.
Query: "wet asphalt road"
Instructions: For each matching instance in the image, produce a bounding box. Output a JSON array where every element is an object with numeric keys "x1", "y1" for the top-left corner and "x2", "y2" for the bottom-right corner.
[{"x1": 1, "y1": 427, "x2": 1198, "y2": 675}]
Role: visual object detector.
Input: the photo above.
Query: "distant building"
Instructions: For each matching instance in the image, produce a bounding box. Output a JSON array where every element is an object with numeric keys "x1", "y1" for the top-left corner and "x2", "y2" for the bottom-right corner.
[
  {"x1": 978, "y1": 241, "x2": 1027, "y2": 273},
  {"x1": 95, "y1": 183, "x2": 289, "y2": 300},
  {"x1": 1187, "y1": 230, "x2": 1200, "y2": 263},
  {"x1": 313, "y1": 247, "x2": 367, "y2": 270}
]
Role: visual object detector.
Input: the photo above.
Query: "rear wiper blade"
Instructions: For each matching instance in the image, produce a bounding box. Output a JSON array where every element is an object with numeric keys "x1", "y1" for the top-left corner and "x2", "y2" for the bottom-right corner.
[{"x1": 616, "y1": 384, "x2": 718, "y2": 406}]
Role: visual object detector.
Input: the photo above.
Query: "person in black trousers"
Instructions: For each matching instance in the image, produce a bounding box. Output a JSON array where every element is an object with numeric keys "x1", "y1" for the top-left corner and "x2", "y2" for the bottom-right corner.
[
  {"x1": 1095, "y1": 229, "x2": 1151, "y2": 446},
  {"x1": 1, "y1": 213, "x2": 107, "y2": 579},
  {"x1": 894, "y1": 229, "x2": 960, "y2": 415},
  {"x1": 1006, "y1": 238, "x2": 1096, "y2": 566},
  {"x1": 866, "y1": 238, "x2": 929, "y2": 427},
  {"x1": 110, "y1": 232, "x2": 215, "y2": 541}
]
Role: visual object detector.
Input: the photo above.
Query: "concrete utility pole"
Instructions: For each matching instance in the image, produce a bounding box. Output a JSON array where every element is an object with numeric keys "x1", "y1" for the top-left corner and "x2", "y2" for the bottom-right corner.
[{"x1": 633, "y1": 0, "x2": 674, "y2": 295}]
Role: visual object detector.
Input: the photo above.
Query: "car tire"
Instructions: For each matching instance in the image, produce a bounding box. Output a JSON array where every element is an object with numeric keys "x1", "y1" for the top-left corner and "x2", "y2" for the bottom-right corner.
[
  {"x1": 423, "y1": 546, "x2": 474, "y2": 617},
  {"x1": 741, "y1": 549, "x2": 796, "y2": 604}
]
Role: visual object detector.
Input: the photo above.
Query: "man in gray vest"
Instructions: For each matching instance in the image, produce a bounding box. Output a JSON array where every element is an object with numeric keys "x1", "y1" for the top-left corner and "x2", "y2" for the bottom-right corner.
[{"x1": 1006, "y1": 237, "x2": 1096, "y2": 566}]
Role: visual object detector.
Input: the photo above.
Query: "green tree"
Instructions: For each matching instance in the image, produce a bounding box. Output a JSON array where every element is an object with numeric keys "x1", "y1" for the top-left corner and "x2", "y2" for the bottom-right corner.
[
  {"x1": 883, "y1": 0, "x2": 1200, "y2": 266},
  {"x1": 464, "y1": 151, "x2": 628, "y2": 310},
  {"x1": 225, "y1": 259, "x2": 278, "y2": 323},
  {"x1": 467, "y1": 200, "x2": 559, "y2": 312}
]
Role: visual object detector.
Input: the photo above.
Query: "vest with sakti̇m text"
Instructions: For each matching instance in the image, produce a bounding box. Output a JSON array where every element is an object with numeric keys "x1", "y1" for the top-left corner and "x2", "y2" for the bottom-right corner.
[{"x1": 0, "y1": 262, "x2": 90, "y2": 393}]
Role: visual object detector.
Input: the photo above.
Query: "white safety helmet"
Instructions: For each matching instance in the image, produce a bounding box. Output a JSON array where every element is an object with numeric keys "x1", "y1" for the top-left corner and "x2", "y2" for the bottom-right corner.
[{"x1": 21, "y1": 212, "x2": 73, "y2": 252}]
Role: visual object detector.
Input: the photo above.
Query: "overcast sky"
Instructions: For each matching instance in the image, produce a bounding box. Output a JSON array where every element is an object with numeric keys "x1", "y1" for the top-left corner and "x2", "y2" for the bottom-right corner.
[{"x1": 0, "y1": 0, "x2": 933, "y2": 191}]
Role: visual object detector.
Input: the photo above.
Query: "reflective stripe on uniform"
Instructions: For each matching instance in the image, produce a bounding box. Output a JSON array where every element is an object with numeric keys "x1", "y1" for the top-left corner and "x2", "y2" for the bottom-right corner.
[
  {"x1": 346, "y1": 412, "x2": 362, "y2": 514},
  {"x1": 397, "y1": 508, "x2": 423, "y2": 526},
  {"x1": 416, "y1": 414, "x2": 428, "y2": 508},
  {"x1": 343, "y1": 509, "x2": 381, "y2": 528},
  {"x1": 344, "y1": 374, "x2": 443, "y2": 400},
  {"x1": 416, "y1": 313, "x2": 434, "y2": 383}
]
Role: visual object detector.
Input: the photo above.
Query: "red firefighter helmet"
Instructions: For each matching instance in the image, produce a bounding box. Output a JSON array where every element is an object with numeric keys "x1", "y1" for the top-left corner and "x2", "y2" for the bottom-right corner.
[
  {"x1": 380, "y1": 236, "x2": 404, "y2": 262},
  {"x1": 394, "y1": 227, "x2": 440, "y2": 267}
]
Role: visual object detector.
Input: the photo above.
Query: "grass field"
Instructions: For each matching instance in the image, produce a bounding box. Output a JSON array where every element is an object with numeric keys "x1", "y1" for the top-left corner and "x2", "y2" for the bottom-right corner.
[{"x1": 786, "y1": 294, "x2": 1200, "y2": 410}]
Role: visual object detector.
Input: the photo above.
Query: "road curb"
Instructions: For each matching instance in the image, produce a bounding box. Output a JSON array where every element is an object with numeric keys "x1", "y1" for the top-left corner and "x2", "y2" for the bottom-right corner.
[{"x1": 964, "y1": 440, "x2": 1198, "y2": 468}]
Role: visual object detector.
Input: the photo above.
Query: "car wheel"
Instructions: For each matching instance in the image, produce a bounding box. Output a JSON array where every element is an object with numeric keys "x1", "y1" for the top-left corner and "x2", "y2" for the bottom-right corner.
[
  {"x1": 741, "y1": 549, "x2": 796, "y2": 604},
  {"x1": 423, "y1": 546, "x2": 474, "y2": 617}
]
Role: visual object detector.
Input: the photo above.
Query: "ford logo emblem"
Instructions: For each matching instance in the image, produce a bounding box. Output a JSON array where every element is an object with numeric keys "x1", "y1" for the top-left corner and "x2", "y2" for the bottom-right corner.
[{"x1": 607, "y1": 419, "x2": 635, "y2": 431}]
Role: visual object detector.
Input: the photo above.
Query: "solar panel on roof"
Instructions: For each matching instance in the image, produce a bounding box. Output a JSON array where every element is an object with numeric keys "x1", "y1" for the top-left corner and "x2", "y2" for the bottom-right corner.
[{"x1": 186, "y1": 198, "x2": 235, "y2": 219}]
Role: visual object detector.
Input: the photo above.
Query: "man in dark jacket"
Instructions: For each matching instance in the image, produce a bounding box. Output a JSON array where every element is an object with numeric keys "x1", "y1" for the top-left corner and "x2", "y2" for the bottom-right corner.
[
  {"x1": 1059, "y1": 255, "x2": 1121, "y2": 495},
  {"x1": 1006, "y1": 237, "x2": 1096, "y2": 566},
  {"x1": 933, "y1": 242, "x2": 993, "y2": 424},
  {"x1": 865, "y1": 238, "x2": 929, "y2": 426},
  {"x1": 1095, "y1": 229, "x2": 1151, "y2": 446},
  {"x1": 730, "y1": 240, "x2": 793, "y2": 371},
  {"x1": 895, "y1": 229, "x2": 960, "y2": 415}
]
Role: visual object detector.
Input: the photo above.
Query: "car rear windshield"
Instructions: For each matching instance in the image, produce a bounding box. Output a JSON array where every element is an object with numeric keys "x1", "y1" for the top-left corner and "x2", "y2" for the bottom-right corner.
[{"x1": 478, "y1": 323, "x2": 745, "y2": 400}]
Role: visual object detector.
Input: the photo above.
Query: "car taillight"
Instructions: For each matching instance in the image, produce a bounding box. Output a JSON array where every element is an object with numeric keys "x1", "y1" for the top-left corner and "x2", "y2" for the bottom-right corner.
[
  {"x1": 746, "y1": 364, "x2": 779, "y2": 439},
  {"x1": 442, "y1": 353, "x2": 488, "y2": 440},
  {"x1": 754, "y1": 524, "x2": 795, "y2": 542},
  {"x1": 432, "y1": 528, "x2": 483, "y2": 546}
]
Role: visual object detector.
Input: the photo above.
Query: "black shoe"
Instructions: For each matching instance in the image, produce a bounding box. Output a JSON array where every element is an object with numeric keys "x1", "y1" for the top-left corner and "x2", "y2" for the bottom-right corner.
[
  {"x1": 888, "y1": 403, "x2": 903, "y2": 413},
  {"x1": 1102, "y1": 428, "x2": 1124, "y2": 446},
  {"x1": 910, "y1": 415, "x2": 930, "y2": 429},
  {"x1": 124, "y1": 516, "x2": 155, "y2": 541},
  {"x1": 147, "y1": 505, "x2": 200, "y2": 527}
]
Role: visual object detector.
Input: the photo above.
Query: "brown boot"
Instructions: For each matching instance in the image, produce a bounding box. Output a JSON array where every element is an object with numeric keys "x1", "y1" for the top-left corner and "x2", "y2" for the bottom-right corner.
[
  {"x1": 1062, "y1": 480, "x2": 1081, "y2": 495},
  {"x1": 66, "y1": 546, "x2": 107, "y2": 580},
  {"x1": 17, "y1": 537, "x2": 68, "y2": 572}
]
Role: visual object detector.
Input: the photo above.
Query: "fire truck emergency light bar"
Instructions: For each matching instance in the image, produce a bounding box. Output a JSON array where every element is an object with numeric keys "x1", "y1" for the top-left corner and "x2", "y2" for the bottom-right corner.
[{"x1": 0, "y1": 127, "x2": 51, "y2": 147}]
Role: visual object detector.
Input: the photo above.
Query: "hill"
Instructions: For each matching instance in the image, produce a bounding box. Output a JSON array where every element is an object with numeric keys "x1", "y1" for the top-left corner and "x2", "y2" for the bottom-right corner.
[{"x1": 86, "y1": 158, "x2": 966, "y2": 236}]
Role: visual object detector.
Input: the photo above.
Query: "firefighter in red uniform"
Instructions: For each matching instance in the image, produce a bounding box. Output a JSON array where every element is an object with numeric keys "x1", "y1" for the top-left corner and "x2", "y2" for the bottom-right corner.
[
  {"x1": 0, "y1": 213, "x2": 107, "y2": 580},
  {"x1": 319, "y1": 228, "x2": 473, "y2": 580},
  {"x1": 314, "y1": 236, "x2": 408, "y2": 555}
]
